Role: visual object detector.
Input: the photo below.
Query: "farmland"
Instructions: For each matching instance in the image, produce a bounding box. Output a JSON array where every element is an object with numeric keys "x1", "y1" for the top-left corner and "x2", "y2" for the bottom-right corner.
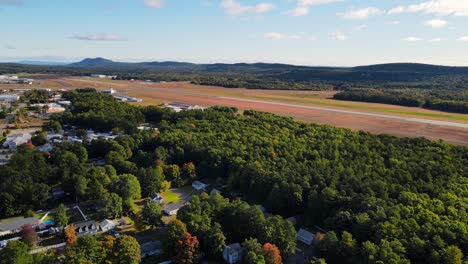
[{"x1": 2, "y1": 76, "x2": 468, "y2": 145}]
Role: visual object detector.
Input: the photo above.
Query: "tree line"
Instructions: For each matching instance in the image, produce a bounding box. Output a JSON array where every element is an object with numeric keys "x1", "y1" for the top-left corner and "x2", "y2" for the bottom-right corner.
[{"x1": 334, "y1": 89, "x2": 468, "y2": 114}]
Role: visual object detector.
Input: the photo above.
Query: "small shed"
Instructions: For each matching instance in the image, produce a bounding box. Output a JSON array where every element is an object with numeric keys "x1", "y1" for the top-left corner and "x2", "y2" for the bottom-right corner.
[
  {"x1": 192, "y1": 181, "x2": 208, "y2": 191},
  {"x1": 297, "y1": 228, "x2": 315, "y2": 245}
]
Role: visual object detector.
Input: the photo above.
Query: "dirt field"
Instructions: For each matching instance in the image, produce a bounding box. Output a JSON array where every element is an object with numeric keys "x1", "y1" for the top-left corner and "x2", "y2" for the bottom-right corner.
[{"x1": 2, "y1": 77, "x2": 467, "y2": 145}]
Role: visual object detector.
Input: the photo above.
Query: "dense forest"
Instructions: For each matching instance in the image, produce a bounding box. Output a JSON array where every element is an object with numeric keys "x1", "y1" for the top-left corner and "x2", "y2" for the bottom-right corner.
[
  {"x1": 333, "y1": 89, "x2": 468, "y2": 114},
  {"x1": 0, "y1": 89, "x2": 466, "y2": 263}
]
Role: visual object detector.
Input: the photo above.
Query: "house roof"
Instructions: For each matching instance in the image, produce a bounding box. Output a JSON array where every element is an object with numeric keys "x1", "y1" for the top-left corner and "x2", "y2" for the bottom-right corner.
[
  {"x1": 74, "y1": 220, "x2": 98, "y2": 231},
  {"x1": 297, "y1": 229, "x2": 315, "y2": 245},
  {"x1": 224, "y1": 243, "x2": 242, "y2": 255},
  {"x1": 100, "y1": 219, "x2": 115, "y2": 228},
  {"x1": 0, "y1": 217, "x2": 39, "y2": 232},
  {"x1": 164, "y1": 202, "x2": 184, "y2": 212}
]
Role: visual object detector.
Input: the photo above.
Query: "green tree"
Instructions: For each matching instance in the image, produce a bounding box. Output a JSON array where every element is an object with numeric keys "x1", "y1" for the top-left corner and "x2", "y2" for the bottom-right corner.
[
  {"x1": 113, "y1": 174, "x2": 141, "y2": 207},
  {"x1": 99, "y1": 192, "x2": 123, "y2": 218},
  {"x1": 444, "y1": 245, "x2": 463, "y2": 264},
  {"x1": 55, "y1": 203, "x2": 69, "y2": 227},
  {"x1": 165, "y1": 219, "x2": 188, "y2": 258},
  {"x1": 242, "y1": 238, "x2": 263, "y2": 264},
  {"x1": 113, "y1": 235, "x2": 141, "y2": 264},
  {"x1": 64, "y1": 235, "x2": 103, "y2": 264},
  {"x1": 141, "y1": 202, "x2": 163, "y2": 228},
  {"x1": 137, "y1": 166, "x2": 163, "y2": 197},
  {"x1": 164, "y1": 164, "x2": 184, "y2": 187},
  {"x1": 202, "y1": 222, "x2": 226, "y2": 259},
  {"x1": 0, "y1": 240, "x2": 33, "y2": 264}
]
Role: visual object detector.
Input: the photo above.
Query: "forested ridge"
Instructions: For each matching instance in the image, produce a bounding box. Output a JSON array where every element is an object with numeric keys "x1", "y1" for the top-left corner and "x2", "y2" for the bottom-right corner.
[
  {"x1": 334, "y1": 89, "x2": 468, "y2": 114},
  {"x1": 0, "y1": 89, "x2": 467, "y2": 263}
]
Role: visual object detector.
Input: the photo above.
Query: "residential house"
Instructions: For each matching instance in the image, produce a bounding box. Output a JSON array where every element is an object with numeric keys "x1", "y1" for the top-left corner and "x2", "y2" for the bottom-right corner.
[
  {"x1": 163, "y1": 202, "x2": 184, "y2": 216},
  {"x1": 297, "y1": 229, "x2": 315, "y2": 246},
  {"x1": 2, "y1": 133, "x2": 32, "y2": 149},
  {"x1": 74, "y1": 221, "x2": 100, "y2": 236},
  {"x1": 192, "y1": 181, "x2": 208, "y2": 191},
  {"x1": 100, "y1": 219, "x2": 116, "y2": 232},
  {"x1": 223, "y1": 243, "x2": 243, "y2": 264},
  {"x1": 0, "y1": 217, "x2": 39, "y2": 236}
]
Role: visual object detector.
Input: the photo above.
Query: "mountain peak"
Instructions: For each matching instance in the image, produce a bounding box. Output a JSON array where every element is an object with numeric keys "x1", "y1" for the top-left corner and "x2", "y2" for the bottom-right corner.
[{"x1": 69, "y1": 57, "x2": 114, "y2": 67}]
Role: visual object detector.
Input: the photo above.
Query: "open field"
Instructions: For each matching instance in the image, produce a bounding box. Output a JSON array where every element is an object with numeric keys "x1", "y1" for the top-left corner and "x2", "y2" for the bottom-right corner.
[{"x1": 1, "y1": 76, "x2": 467, "y2": 145}]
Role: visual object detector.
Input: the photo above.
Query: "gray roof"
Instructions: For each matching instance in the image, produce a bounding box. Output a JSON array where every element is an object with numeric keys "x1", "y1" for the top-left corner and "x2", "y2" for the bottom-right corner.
[
  {"x1": 0, "y1": 217, "x2": 39, "y2": 232},
  {"x1": 74, "y1": 220, "x2": 98, "y2": 232},
  {"x1": 224, "y1": 243, "x2": 242, "y2": 255},
  {"x1": 164, "y1": 202, "x2": 184, "y2": 212}
]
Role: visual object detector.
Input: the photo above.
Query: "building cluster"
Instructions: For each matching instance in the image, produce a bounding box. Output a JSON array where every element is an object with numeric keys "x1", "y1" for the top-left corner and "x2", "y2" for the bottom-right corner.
[
  {"x1": 100, "y1": 89, "x2": 143, "y2": 103},
  {"x1": 0, "y1": 75, "x2": 33, "y2": 85},
  {"x1": 0, "y1": 94, "x2": 20, "y2": 103},
  {"x1": 90, "y1": 74, "x2": 117, "y2": 79},
  {"x1": 165, "y1": 102, "x2": 206, "y2": 113}
]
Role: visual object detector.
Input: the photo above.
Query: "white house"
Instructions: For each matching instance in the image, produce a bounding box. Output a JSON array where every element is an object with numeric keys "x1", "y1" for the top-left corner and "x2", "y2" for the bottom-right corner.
[
  {"x1": 100, "y1": 219, "x2": 116, "y2": 232},
  {"x1": 101, "y1": 88, "x2": 116, "y2": 94},
  {"x1": 163, "y1": 202, "x2": 184, "y2": 216},
  {"x1": 223, "y1": 243, "x2": 243, "y2": 264},
  {"x1": 192, "y1": 181, "x2": 207, "y2": 191},
  {"x1": 74, "y1": 221, "x2": 99, "y2": 236},
  {"x1": 297, "y1": 229, "x2": 315, "y2": 245}
]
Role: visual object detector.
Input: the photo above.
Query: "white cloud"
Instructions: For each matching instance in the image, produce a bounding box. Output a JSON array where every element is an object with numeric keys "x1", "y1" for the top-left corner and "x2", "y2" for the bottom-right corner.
[
  {"x1": 389, "y1": 20, "x2": 401, "y2": 25},
  {"x1": 428, "y1": 38, "x2": 442, "y2": 42},
  {"x1": 425, "y1": 19, "x2": 448, "y2": 28},
  {"x1": 285, "y1": 0, "x2": 342, "y2": 17},
  {"x1": 264, "y1": 32, "x2": 283, "y2": 40},
  {"x1": 390, "y1": 1, "x2": 468, "y2": 16},
  {"x1": 221, "y1": 0, "x2": 274, "y2": 16},
  {"x1": 338, "y1": 7, "x2": 383, "y2": 20},
  {"x1": 70, "y1": 34, "x2": 126, "y2": 41},
  {"x1": 144, "y1": 0, "x2": 164, "y2": 8},
  {"x1": 388, "y1": 6, "x2": 406, "y2": 14},
  {"x1": 458, "y1": 36, "x2": 468, "y2": 42},
  {"x1": 403, "y1": 36, "x2": 422, "y2": 42},
  {"x1": 332, "y1": 32, "x2": 347, "y2": 41}
]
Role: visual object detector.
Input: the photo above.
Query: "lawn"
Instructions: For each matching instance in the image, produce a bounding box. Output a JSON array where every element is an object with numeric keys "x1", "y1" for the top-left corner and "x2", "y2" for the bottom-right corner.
[{"x1": 160, "y1": 189, "x2": 181, "y2": 204}]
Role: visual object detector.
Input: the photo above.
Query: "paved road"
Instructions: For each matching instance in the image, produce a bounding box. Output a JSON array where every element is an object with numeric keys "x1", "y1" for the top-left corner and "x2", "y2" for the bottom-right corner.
[{"x1": 67, "y1": 77, "x2": 468, "y2": 131}]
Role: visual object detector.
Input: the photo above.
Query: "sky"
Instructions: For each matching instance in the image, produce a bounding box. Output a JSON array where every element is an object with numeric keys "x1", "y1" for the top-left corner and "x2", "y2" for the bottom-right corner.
[{"x1": 1, "y1": 0, "x2": 468, "y2": 66}]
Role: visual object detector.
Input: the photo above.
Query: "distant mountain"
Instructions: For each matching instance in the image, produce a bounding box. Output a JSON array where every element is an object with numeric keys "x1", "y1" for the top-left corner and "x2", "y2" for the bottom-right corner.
[
  {"x1": 67, "y1": 58, "x2": 468, "y2": 75},
  {"x1": 354, "y1": 63, "x2": 468, "y2": 74},
  {"x1": 68, "y1": 57, "x2": 115, "y2": 67},
  {"x1": 16, "y1": 60, "x2": 69, "y2": 66}
]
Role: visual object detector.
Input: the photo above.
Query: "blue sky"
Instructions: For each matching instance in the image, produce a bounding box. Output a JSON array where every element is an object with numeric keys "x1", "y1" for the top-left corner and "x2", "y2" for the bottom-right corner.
[{"x1": 1, "y1": 0, "x2": 468, "y2": 66}]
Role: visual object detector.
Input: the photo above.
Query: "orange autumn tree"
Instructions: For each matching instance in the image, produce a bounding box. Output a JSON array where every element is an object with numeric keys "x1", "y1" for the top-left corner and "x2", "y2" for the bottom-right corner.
[
  {"x1": 262, "y1": 243, "x2": 282, "y2": 264},
  {"x1": 172, "y1": 233, "x2": 199, "y2": 264},
  {"x1": 64, "y1": 224, "x2": 77, "y2": 245}
]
